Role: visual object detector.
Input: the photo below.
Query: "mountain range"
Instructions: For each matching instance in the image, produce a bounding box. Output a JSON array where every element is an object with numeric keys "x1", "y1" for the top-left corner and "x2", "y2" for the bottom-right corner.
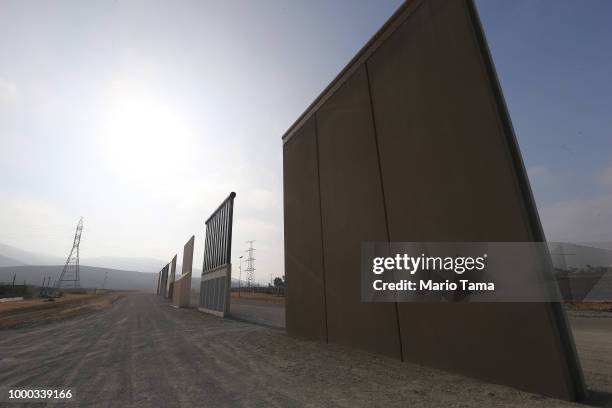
[
  {"x1": 0, "y1": 242, "x2": 248, "y2": 291},
  {"x1": 0, "y1": 242, "x2": 166, "y2": 272},
  {"x1": 0, "y1": 242, "x2": 193, "y2": 291},
  {"x1": 0, "y1": 264, "x2": 168, "y2": 291},
  {"x1": 549, "y1": 242, "x2": 612, "y2": 269}
]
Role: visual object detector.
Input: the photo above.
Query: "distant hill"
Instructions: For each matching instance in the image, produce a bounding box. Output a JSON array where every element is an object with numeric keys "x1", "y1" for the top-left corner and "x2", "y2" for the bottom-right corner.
[
  {"x1": 0, "y1": 264, "x2": 207, "y2": 292},
  {"x1": 80, "y1": 256, "x2": 166, "y2": 273},
  {"x1": 0, "y1": 242, "x2": 166, "y2": 274},
  {"x1": 0, "y1": 265, "x2": 161, "y2": 291},
  {"x1": 0, "y1": 254, "x2": 25, "y2": 267},
  {"x1": 0, "y1": 243, "x2": 63, "y2": 266},
  {"x1": 0, "y1": 242, "x2": 252, "y2": 291},
  {"x1": 549, "y1": 242, "x2": 612, "y2": 269}
]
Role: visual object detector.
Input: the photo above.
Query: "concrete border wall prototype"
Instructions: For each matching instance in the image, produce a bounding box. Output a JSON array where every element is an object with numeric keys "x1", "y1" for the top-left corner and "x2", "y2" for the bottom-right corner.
[
  {"x1": 167, "y1": 255, "x2": 177, "y2": 299},
  {"x1": 172, "y1": 236, "x2": 195, "y2": 308},
  {"x1": 282, "y1": 0, "x2": 585, "y2": 400},
  {"x1": 159, "y1": 264, "x2": 169, "y2": 299},
  {"x1": 198, "y1": 192, "x2": 236, "y2": 317},
  {"x1": 200, "y1": 264, "x2": 231, "y2": 317}
]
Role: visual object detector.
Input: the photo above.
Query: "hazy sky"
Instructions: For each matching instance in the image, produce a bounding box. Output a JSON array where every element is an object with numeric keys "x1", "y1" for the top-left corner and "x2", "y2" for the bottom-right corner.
[{"x1": 1, "y1": 0, "x2": 610, "y2": 281}]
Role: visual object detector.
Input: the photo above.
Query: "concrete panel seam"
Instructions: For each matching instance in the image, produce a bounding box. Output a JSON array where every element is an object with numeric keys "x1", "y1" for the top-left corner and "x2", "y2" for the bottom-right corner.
[
  {"x1": 313, "y1": 111, "x2": 330, "y2": 343},
  {"x1": 364, "y1": 61, "x2": 404, "y2": 362}
]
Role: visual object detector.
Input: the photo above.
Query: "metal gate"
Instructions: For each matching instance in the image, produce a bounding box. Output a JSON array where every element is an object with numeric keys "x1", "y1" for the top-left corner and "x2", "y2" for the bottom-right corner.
[{"x1": 199, "y1": 192, "x2": 236, "y2": 317}]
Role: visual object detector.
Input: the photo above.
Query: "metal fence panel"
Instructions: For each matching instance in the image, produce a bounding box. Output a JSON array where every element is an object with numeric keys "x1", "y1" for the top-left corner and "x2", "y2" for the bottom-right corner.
[{"x1": 199, "y1": 193, "x2": 235, "y2": 317}]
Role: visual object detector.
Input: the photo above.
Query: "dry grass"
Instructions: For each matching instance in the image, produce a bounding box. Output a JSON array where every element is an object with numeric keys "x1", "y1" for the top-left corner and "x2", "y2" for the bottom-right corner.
[
  {"x1": 0, "y1": 293, "x2": 94, "y2": 312},
  {"x1": 0, "y1": 292, "x2": 124, "y2": 329}
]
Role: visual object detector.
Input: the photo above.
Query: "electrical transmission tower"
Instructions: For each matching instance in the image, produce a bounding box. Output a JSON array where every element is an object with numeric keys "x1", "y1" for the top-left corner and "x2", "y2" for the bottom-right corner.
[
  {"x1": 56, "y1": 217, "x2": 83, "y2": 289},
  {"x1": 102, "y1": 271, "x2": 108, "y2": 290},
  {"x1": 245, "y1": 240, "x2": 256, "y2": 287}
]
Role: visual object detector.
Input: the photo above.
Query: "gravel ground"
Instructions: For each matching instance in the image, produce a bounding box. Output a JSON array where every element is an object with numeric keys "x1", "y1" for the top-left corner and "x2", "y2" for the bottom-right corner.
[
  {"x1": 569, "y1": 315, "x2": 612, "y2": 406},
  {"x1": 229, "y1": 298, "x2": 285, "y2": 328},
  {"x1": 0, "y1": 292, "x2": 609, "y2": 407}
]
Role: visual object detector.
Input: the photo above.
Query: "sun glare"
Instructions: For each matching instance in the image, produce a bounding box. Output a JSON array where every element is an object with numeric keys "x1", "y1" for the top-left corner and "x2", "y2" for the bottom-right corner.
[{"x1": 99, "y1": 87, "x2": 196, "y2": 184}]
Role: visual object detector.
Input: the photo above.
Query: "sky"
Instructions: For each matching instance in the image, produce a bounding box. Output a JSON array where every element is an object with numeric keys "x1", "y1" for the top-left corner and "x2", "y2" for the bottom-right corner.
[
  {"x1": 476, "y1": 0, "x2": 612, "y2": 242},
  {"x1": 0, "y1": 0, "x2": 610, "y2": 282}
]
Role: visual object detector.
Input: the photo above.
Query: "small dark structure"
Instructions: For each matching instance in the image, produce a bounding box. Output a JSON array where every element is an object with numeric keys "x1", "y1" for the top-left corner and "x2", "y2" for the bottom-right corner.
[
  {"x1": 158, "y1": 264, "x2": 169, "y2": 298},
  {"x1": 167, "y1": 255, "x2": 177, "y2": 300}
]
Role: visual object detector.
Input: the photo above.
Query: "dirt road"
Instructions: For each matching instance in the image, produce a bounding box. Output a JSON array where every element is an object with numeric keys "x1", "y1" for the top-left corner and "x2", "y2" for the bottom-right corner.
[
  {"x1": 569, "y1": 316, "x2": 612, "y2": 405},
  {"x1": 229, "y1": 298, "x2": 285, "y2": 328},
  {"x1": 0, "y1": 293, "x2": 608, "y2": 407}
]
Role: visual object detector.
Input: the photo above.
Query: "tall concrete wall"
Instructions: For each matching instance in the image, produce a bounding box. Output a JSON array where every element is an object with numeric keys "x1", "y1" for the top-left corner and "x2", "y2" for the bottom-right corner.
[
  {"x1": 159, "y1": 264, "x2": 169, "y2": 298},
  {"x1": 282, "y1": 0, "x2": 585, "y2": 400},
  {"x1": 172, "y1": 236, "x2": 194, "y2": 308},
  {"x1": 167, "y1": 255, "x2": 177, "y2": 299},
  {"x1": 182, "y1": 236, "x2": 195, "y2": 276}
]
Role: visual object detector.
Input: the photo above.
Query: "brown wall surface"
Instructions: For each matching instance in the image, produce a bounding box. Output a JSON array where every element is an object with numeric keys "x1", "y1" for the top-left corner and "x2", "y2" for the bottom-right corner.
[
  {"x1": 317, "y1": 65, "x2": 401, "y2": 358},
  {"x1": 282, "y1": 0, "x2": 585, "y2": 400},
  {"x1": 182, "y1": 236, "x2": 195, "y2": 275},
  {"x1": 172, "y1": 236, "x2": 195, "y2": 307},
  {"x1": 172, "y1": 272, "x2": 192, "y2": 308},
  {"x1": 283, "y1": 117, "x2": 328, "y2": 341}
]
